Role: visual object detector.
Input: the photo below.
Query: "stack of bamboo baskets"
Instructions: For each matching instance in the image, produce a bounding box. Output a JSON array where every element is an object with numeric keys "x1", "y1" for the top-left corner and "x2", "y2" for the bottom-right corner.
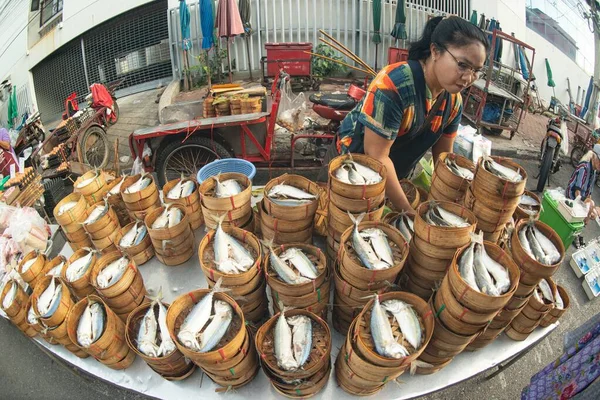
[
  {"x1": 514, "y1": 190, "x2": 541, "y2": 221},
  {"x1": 229, "y1": 96, "x2": 243, "y2": 115},
  {"x1": 90, "y1": 251, "x2": 147, "y2": 322},
  {"x1": 326, "y1": 154, "x2": 387, "y2": 264},
  {"x1": 429, "y1": 153, "x2": 474, "y2": 203},
  {"x1": 54, "y1": 194, "x2": 93, "y2": 251},
  {"x1": 31, "y1": 276, "x2": 88, "y2": 358},
  {"x1": 464, "y1": 157, "x2": 527, "y2": 243},
  {"x1": 61, "y1": 249, "x2": 97, "y2": 299},
  {"x1": 506, "y1": 278, "x2": 557, "y2": 341},
  {"x1": 404, "y1": 201, "x2": 477, "y2": 300},
  {"x1": 25, "y1": 296, "x2": 55, "y2": 343},
  {"x1": 540, "y1": 284, "x2": 569, "y2": 327},
  {"x1": 399, "y1": 179, "x2": 421, "y2": 209},
  {"x1": 421, "y1": 241, "x2": 519, "y2": 367},
  {"x1": 120, "y1": 174, "x2": 161, "y2": 221},
  {"x1": 335, "y1": 292, "x2": 434, "y2": 394},
  {"x1": 0, "y1": 280, "x2": 37, "y2": 338},
  {"x1": 333, "y1": 221, "x2": 408, "y2": 335},
  {"x1": 18, "y1": 251, "x2": 47, "y2": 289},
  {"x1": 266, "y1": 243, "x2": 329, "y2": 319},
  {"x1": 126, "y1": 301, "x2": 196, "y2": 380},
  {"x1": 167, "y1": 290, "x2": 260, "y2": 389},
  {"x1": 66, "y1": 295, "x2": 136, "y2": 369},
  {"x1": 163, "y1": 176, "x2": 203, "y2": 230},
  {"x1": 82, "y1": 201, "x2": 121, "y2": 254},
  {"x1": 203, "y1": 97, "x2": 216, "y2": 118},
  {"x1": 198, "y1": 226, "x2": 267, "y2": 324},
  {"x1": 74, "y1": 171, "x2": 110, "y2": 205},
  {"x1": 145, "y1": 205, "x2": 194, "y2": 266},
  {"x1": 41, "y1": 255, "x2": 67, "y2": 278},
  {"x1": 213, "y1": 97, "x2": 231, "y2": 117},
  {"x1": 503, "y1": 220, "x2": 565, "y2": 341},
  {"x1": 114, "y1": 221, "x2": 155, "y2": 266},
  {"x1": 200, "y1": 173, "x2": 253, "y2": 231},
  {"x1": 260, "y1": 174, "x2": 320, "y2": 245},
  {"x1": 241, "y1": 97, "x2": 262, "y2": 114},
  {"x1": 256, "y1": 309, "x2": 332, "y2": 398},
  {"x1": 105, "y1": 176, "x2": 132, "y2": 227}
]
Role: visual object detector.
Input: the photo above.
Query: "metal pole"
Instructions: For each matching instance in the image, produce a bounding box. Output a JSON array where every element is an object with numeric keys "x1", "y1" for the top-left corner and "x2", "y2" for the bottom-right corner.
[
  {"x1": 80, "y1": 38, "x2": 90, "y2": 88},
  {"x1": 587, "y1": 1, "x2": 600, "y2": 125}
]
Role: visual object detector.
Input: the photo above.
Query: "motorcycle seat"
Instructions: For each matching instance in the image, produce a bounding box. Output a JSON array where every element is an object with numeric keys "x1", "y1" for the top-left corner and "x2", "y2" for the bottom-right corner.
[{"x1": 309, "y1": 93, "x2": 357, "y2": 110}]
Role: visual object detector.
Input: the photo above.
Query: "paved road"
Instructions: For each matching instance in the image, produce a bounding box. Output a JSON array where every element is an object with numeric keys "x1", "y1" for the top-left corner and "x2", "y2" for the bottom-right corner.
[{"x1": 1, "y1": 155, "x2": 598, "y2": 400}]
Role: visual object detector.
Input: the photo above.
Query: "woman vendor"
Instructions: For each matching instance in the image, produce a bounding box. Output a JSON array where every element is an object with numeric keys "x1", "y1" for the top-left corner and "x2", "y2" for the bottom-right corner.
[{"x1": 335, "y1": 16, "x2": 488, "y2": 213}]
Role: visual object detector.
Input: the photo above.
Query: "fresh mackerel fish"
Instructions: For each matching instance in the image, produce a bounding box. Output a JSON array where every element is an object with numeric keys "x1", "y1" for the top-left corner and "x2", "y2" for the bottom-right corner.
[
  {"x1": 370, "y1": 296, "x2": 409, "y2": 359},
  {"x1": 483, "y1": 156, "x2": 523, "y2": 183},
  {"x1": 280, "y1": 247, "x2": 319, "y2": 280},
  {"x1": 348, "y1": 213, "x2": 391, "y2": 270},
  {"x1": 77, "y1": 302, "x2": 105, "y2": 348},
  {"x1": 382, "y1": 299, "x2": 423, "y2": 350},
  {"x1": 425, "y1": 203, "x2": 470, "y2": 228},
  {"x1": 445, "y1": 158, "x2": 474, "y2": 180},
  {"x1": 213, "y1": 214, "x2": 254, "y2": 274},
  {"x1": 267, "y1": 183, "x2": 316, "y2": 206},
  {"x1": 214, "y1": 174, "x2": 242, "y2": 198},
  {"x1": 178, "y1": 279, "x2": 223, "y2": 351}
]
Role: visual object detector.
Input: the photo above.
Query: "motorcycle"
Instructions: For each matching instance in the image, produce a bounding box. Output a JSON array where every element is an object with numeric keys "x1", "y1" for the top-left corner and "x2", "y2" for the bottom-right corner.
[
  {"x1": 85, "y1": 78, "x2": 124, "y2": 126},
  {"x1": 14, "y1": 112, "x2": 46, "y2": 159},
  {"x1": 308, "y1": 83, "x2": 366, "y2": 133},
  {"x1": 536, "y1": 113, "x2": 569, "y2": 192}
]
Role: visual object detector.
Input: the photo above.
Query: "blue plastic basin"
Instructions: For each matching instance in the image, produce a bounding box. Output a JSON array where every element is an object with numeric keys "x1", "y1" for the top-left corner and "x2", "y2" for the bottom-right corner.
[{"x1": 197, "y1": 158, "x2": 256, "y2": 183}]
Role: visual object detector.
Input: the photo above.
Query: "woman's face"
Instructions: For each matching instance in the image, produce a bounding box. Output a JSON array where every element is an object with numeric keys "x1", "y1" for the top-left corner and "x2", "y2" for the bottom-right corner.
[{"x1": 431, "y1": 42, "x2": 487, "y2": 94}]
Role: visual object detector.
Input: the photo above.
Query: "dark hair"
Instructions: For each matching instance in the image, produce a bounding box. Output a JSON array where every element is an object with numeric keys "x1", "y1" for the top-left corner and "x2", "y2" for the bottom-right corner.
[{"x1": 408, "y1": 16, "x2": 489, "y2": 61}]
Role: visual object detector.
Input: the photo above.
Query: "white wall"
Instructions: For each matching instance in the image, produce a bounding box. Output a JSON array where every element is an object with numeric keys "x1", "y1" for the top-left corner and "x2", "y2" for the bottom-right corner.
[{"x1": 471, "y1": 0, "x2": 591, "y2": 106}]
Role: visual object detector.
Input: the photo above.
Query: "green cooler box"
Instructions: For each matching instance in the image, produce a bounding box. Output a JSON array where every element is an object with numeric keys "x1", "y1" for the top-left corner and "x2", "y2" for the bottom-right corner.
[{"x1": 539, "y1": 191, "x2": 585, "y2": 249}]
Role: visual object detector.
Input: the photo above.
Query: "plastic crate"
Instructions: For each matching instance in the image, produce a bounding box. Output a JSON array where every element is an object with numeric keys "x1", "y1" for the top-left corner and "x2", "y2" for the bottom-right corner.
[{"x1": 539, "y1": 191, "x2": 585, "y2": 249}]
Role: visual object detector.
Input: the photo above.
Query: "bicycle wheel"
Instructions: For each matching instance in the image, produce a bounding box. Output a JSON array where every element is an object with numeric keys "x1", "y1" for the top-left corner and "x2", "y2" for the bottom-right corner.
[
  {"x1": 570, "y1": 145, "x2": 585, "y2": 168},
  {"x1": 79, "y1": 126, "x2": 110, "y2": 169}
]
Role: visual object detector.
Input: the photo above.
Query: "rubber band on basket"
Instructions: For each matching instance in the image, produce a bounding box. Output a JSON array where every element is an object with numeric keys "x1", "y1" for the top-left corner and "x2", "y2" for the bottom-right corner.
[
  {"x1": 459, "y1": 308, "x2": 469, "y2": 320},
  {"x1": 218, "y1": 348, "x2": 227, "y2": 360},
  {"x1": 188, "y1": 292, "x2": 197, "y2": 303},
  {"x1": 423, "y1": 309, "x2": 434, "y2": 320},
  {"x1": 229, "y1": 196, "x2": 236, "y2": 209},
  {"x1": 458, "y1": 287, "x2": 469, "y2": 301},
  {"x1": 435, "y1": 304, "x2": 446, "y2": 318}
]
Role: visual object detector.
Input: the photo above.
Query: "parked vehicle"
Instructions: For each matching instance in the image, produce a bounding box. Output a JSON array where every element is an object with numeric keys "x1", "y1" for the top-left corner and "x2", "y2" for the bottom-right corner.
[
  {"x1": 536, "y1": 115, "x2": 569, "y2": 192},
  {"x1": 308, "y1": 83, "x2": 365, "y2": 133},
  {"x1": 14, "y1": 112, "x2": 46, "y2": 158}
]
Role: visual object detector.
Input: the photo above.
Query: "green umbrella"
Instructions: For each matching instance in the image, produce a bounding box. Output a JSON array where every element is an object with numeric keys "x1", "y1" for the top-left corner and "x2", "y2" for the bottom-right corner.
[
  {"x1": 238, "y1": 0, "x2": 253, "y2": 80},
  {"x1": 391, "y1": 0, "x2": 407, "y2": 45},
  {"x1": 545, "y1": 58, "x2": 556, "y2": 87},
  {"x1": 7, "y1": 86, "x2": 18, "y2": 129},
  {"x1": 470, "y1": 10, "x2": 478, "y2": 25},
  {"x1": 372, "y1": 0, "x2": 382, "y2": 70}
]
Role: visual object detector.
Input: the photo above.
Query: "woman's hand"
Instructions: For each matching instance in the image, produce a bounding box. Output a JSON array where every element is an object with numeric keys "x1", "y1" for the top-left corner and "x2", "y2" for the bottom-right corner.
[{"x1": 363, "y1": 128, "x2": 416, "y2": 214}]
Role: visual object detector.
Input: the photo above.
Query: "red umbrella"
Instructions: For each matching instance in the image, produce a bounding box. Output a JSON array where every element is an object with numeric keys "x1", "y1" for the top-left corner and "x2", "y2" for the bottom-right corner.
[{"x1": 215, "y1": 0, "x2": 244, "y2": 83}]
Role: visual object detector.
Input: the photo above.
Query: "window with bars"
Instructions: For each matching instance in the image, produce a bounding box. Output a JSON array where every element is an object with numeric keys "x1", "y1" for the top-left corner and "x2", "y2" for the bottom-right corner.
[{"x1": 40, "y1": 0, "x2": 63, "y2": 27}]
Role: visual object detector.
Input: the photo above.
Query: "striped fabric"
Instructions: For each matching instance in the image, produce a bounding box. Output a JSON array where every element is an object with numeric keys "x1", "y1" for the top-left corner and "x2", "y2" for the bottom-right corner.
[
  {"x1": 337, "y1": 62, "x2": 462, "y2": 154},
  {"x1": 567, "y1": 161, "x2": 596, "y2": 200}
]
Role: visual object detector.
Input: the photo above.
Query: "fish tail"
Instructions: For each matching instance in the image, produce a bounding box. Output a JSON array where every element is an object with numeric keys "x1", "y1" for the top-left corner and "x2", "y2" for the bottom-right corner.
[
  {"x1": 260, "y1": 238, "x2": 274, "y2": 251},
  {"x1": 469, "y1": 231, "x2": 484, "y2": 244},
  {"x1": 216, "y1": 212, "x2": 227, "y2": 226},
  {"x1": 211, "y1": 277, "x2": 230, "y2": 294},
  {"x1": 347, "y1": 211, "x2": 365, "y2": 227},
  {"x1": 215, "y1": 171, "x2": 221, "y2": 183}
]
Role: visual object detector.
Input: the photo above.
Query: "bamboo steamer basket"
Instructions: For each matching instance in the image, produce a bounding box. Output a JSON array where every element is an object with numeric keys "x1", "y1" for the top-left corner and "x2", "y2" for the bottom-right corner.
[
  {"x1": 539, "y1": 285, "x2": 569, "y2": 327},
  {"x1": 156, "y1": 245, "x2": 195, "y2": 267},
  {"x1": 271, "y1": 363, "x2": 331, "y2": 398},
  {"x1": 66, "y1": 295, "x2": 132, "y2": 366},
  {"x1": 427, "y1": 311, "x2": 479, "y2": 354},
  {"x1": 504, "y1": 325, "x2": 534, "y2": 341},
  {"x1": 429, "y1": 176, "x2": 467, "y2": 203},
  {"x1": 199, "y1": 172, "x2": 252, "y2": 211},
  {"x1": 145, "y1": 205, "x2": 191, "y2": 241},
  {"x1": 433, "y1": 153, "x2": 474, "y2": 191},
  {"x1": 412, "y1": 235, "x2": 458, "y2": 259},
  {"x1": 18, "y1": 251, "x2": 47, "y2": 289},
  {"x1": 31, "y1": 276, "x2": 74, "y2": 327},
  {"x1": 335, "y1": 347, "x2": 389, "y2": 393},
  {"x1": 419, "y1": 344, "x2": 458, "y2": 363},
  {"x1": 255, "y1": 309, "x2": 331, "y2": 380},
  {"x1": 106, "y1": 182, "x2": 133, "y2": 227},
  {"x1": 328, "y1": 201, "x2": 385, "y2": 234},
  {"x1": 522, "y1": 278, "x2": 557, "y2": 317},
  {"x1": 353, "y1": 291, "x2": 434, "y2": 368},
  {"x1": 120, "y1": 173, "x2": 158, "y2": 203},
  {"x1": 54, "y1": 193, "x2": 87, "y2": 226},
  {"x1": 328, "y1": 153, "x2": 387, "y2": 199},
  {"x1": 261, "y1": 220, "x2": 313, "y2": 245},
  {"x1": 125, "y1": 192, "x2": 160, "y2": 213},
  {"x1": 335, "y1": 358, "x2": 384, "y2": 396},
  {"x1": 415, "y1": 358, "x2": 453, "y2": 375},
  {"x1": 510, "y1": 307, "x2": 547, "y2": 332},
  {"x1": 404, "y1": 272, "x2": 436, "y2": 300},
  {"x1": 514, "y1": 190, "x2": 541, "y2": 221},
  {"x1": 91, "y1": 231, "x2": 119, "y2": 253},
  {"x1": 514, "y1": 279, "x2": 537, "y2": 297},
  {"x1": 150, "y1": 226, "x2": 193, "y2": 249},
  {"x1": 265, "y1": 243, "x2": 327, "y2": 297},
  {"x1": 408, "y1": 240, "x2": 451, "y2": 272},
  {"x1": 64, "y1": 226, "x2": 91, "y2": 242},
  {"x1": 1, "y1": 280, "x2": 29, "y2": 321},
  {"x1": 511, "y1": 220, "x2": 565, "y2": 281},
  {"x1": 202, "y1": 201, "x2": 252, "y2": 229},
  {"x1": 204, "y1": 342, "x2": 259, "y2": 380},
  {"x1": 446, "y1": 241, "x2": 520, "y2": 313},
  {"x1": 464, "y1": 188, "x2": 515, "y2": 227},
  {"x1": 472, "y1": 156, "x2": 527, "y2": 198},
  {"x1": 91, "y1": 251, "x2": 146, "y2": 303},
  {"x1": 41, "y1": 255, "x2": 67, "y2": 278},
  {"x1": 125, "y1": 301, "x2": 195, "y2": 379},
  {"x1": 433, "y1": 284, "x2": 492, "y2": 335},
  {"x1": 506, "y1": 293, "x2": 532, "y2": 310},
  {"x1": 399, "y1": 179, "x2": 420, "y2": 210},
  {"x1": 259, "y1": 200, "x2": 313, "y2": 232},
  {"x1": 64, "y1": 343, "x2": 90, "y2": 358},
  {"x1": 262, "y1": 174, "x2": 320, "y2": 220},
  {"x1": 436, "y1": 278, "x2": 500, "y2": 325},
  {"x1": 82, "y1": 202, "x2": 120, "y2": 236},
  {"x1": 328, "y1": 189, "x2": 385, "y2": 213},
  {"x1": 406, "y1": 256, "x2": 446, "y2": 284},
  {"x1": 74, "y1": 170, "x2": 106, "y2": 196},
  {"x1": 163, "y1": 177, "x2": 202, "y2": 209},
  {"x1": 490, "y1": 304, "x2": 527, "y2": 329},
  {"x1": 414, "y1": 201, "x2": 477, "y2": 248},
  {"x1": 333, "y1": 261, "x2": 388, "y2": 304},
  {"x1": 270, "y1": 273, "x2": 330, "y2": 309},
  {"x1": 167, "y1": 291, "x2": 251, "y2": 373},
  {"x1": 338, "y1": 221, "x2": 408, "y2": 289},
  {"x1": 114, "y1": 222, "x2": 154, "y2": 266},
  {"x1": 24, "y1": 296, "x2": 45, "y2": 336},
  {"x1": 468, "y1": 326, "x2": 505, "y2": 349},
  {"x1": 202, "y1": 326, "x2": 253, "y2": 372},
  {"x1": 153, "y1": 231, "x2": 194, "y2": 256}
]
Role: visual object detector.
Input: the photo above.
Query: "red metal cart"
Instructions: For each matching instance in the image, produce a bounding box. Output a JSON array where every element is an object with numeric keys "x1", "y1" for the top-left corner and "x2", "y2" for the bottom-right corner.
[
  {"x1": 260, "y1": 43, "x2": 320, "y2": 91},
  {"x1": 129, "y1": 70, "x2": 334, "y2": 186}
]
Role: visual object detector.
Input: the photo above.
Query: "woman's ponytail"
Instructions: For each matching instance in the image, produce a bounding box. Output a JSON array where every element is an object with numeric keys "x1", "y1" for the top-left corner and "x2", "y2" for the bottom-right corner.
[
  {"x1": 408, "y1": 16, "x2": 489, "y2": 61},
  {"x1": 408, "y1": 16, "x2": 444, "y2": 61}
]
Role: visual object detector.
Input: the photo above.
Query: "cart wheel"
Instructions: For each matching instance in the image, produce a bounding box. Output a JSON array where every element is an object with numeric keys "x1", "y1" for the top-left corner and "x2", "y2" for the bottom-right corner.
[
  {"x1": 79, "y1": 126, "x2": 110, "y2": 169},
  {"x1": 155, "y1": 136, "x2": 234, "y2": 187},
  {"x1": 570, "y1": 145, "x2": 586, "y2": 168}
]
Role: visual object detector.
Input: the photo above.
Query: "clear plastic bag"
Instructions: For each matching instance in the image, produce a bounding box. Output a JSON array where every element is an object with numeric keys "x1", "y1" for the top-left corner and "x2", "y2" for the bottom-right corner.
[{"x1": 276, "y1": 81, "x2": 307, "y2": 132}]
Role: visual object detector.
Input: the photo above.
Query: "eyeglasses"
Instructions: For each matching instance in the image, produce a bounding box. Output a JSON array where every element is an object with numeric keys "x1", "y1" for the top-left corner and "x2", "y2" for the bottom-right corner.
[{"x1": 441, "y1": 46, "x2": 484, "y2": 79}]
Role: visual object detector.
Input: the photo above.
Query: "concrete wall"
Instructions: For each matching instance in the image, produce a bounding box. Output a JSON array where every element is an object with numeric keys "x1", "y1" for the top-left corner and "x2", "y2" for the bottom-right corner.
[{"x1": 471, "y1": 0, "x2": 592, "y2": 107}]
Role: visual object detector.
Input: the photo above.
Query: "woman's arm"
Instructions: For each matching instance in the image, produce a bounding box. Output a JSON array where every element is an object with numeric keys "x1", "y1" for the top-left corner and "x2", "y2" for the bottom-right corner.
[
  {"x1": 364, "y1": 128, "x2": 415, "y2": 214},
  {"x1": 432, "y1": 135, "x2": 455, "y2": 165},
  {"x1": 0, "y1": 141, "x2": 11, "y2": 151}
]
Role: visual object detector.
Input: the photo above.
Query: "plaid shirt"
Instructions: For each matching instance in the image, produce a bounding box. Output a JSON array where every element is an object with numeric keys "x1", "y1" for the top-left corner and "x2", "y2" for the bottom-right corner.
[
  {"x1": 567, "y1": 161, "x2": 596, "y2": 200},
  {"x1": 337, "y1": 62, "x2": 463, "y2": 154}
]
